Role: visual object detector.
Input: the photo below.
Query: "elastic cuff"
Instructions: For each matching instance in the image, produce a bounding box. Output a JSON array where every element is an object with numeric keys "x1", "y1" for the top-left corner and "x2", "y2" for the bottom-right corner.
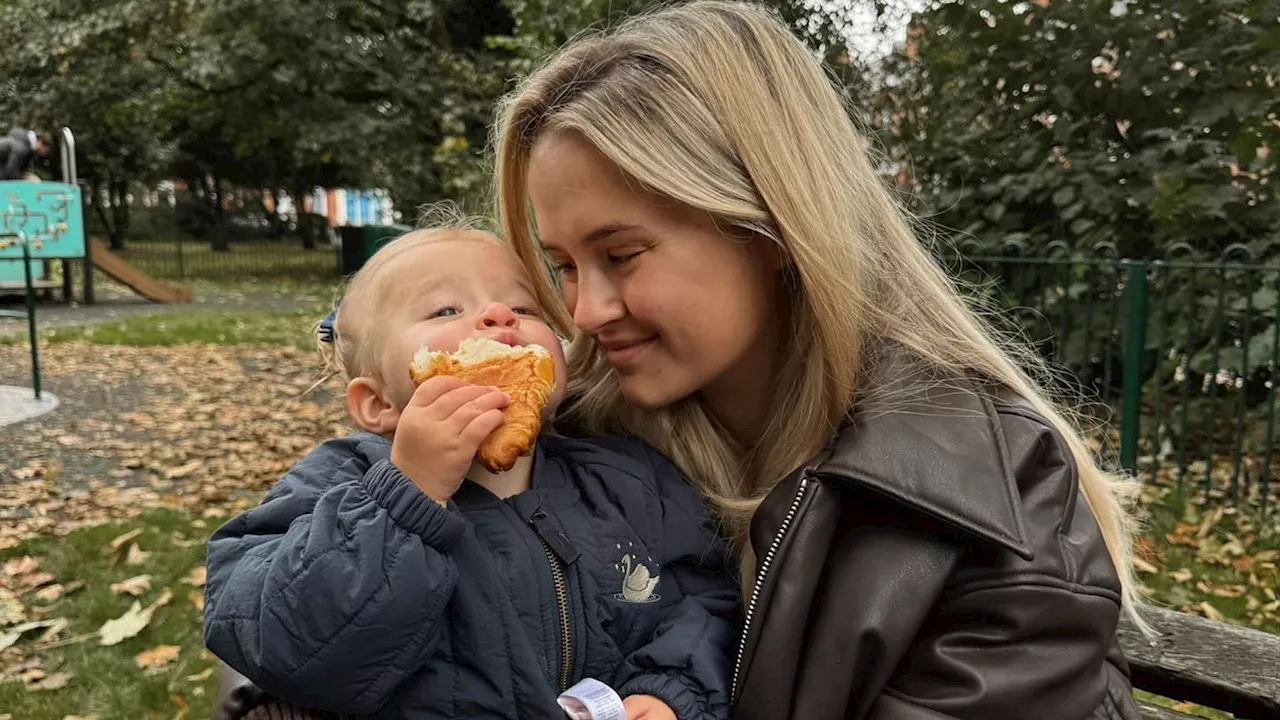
[
  {"x1": 361, "y1": 460, "x2": 465, "y2": 549},
  {"x1": 618, "y1": 674, "x2": 710, "y2": 720}
]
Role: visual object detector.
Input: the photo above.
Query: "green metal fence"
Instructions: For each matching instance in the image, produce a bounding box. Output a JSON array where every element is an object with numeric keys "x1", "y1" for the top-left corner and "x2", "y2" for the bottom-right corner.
[{"x1": 947, "y1": 242, "x2": 1280, "y2": 513}]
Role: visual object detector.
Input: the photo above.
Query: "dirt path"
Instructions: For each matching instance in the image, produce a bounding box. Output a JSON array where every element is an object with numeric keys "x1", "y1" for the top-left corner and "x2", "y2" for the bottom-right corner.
[{"x1": 0, "y1": 343, "x2": 347, "y2": 548}]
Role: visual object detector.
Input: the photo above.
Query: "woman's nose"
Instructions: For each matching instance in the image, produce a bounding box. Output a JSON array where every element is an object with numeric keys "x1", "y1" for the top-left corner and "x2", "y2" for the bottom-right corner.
[
  {"x1": 477, "y1": 303, "x2": 518, "y2": 328},
  {"x1": 570, "y1": 274, "x2": 625, "y2": 334}
]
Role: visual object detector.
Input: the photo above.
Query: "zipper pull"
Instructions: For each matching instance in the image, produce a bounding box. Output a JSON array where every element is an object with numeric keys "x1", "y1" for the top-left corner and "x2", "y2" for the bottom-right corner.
[{"x1": 529, "y1": 508, "x2": 581, "y2": 565}]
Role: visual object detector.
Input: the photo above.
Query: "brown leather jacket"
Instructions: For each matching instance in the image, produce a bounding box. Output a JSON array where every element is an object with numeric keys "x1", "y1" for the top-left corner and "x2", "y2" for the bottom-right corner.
[{"x1": 732, "y1": 353, "x2": 1142, "y2": 720}]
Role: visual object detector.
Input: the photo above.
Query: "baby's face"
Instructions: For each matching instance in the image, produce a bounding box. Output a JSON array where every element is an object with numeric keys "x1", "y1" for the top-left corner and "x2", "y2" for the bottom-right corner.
[{"x1": 376, "y1": 239, "x2": 568, "y2": 412}]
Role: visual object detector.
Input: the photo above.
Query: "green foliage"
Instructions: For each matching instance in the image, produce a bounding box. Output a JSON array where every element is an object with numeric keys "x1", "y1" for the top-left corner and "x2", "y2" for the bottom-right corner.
[{"x1": 880, "y1": 0, "x2": 1280, "y2": 259}]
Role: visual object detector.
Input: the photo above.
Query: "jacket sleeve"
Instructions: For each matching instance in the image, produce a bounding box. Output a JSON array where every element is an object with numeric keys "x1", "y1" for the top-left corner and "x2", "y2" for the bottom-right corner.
[
  {"x1": 203, "y1": 437, "x2": 466, "y2": 716},
  {"x1": 614, "y1": 446, "x2": 740, "y2": 720}
]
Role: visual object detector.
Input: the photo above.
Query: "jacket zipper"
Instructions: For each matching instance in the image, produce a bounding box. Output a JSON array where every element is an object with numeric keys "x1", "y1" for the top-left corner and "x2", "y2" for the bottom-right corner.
[
  {"x1": 731, "y1": 472, "x2": 813, "y2": 700},
  {"x1": 529, "y1": 508, "x2": 580, "y2": 693},
  {"x1": 539, "y1": 537, "x2": 573, "y2": 692}
]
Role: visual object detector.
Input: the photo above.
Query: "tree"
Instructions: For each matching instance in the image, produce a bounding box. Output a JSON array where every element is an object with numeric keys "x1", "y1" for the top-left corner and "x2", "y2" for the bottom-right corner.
[{"x1": 877, "y1": 0, "x2": 1280, "y2": 259}]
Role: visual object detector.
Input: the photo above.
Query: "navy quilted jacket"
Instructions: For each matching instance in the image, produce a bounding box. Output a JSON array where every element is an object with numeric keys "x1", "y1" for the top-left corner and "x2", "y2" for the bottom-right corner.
[{"x1": 203, "y1": 432, "x2": 739, "y2": 719}]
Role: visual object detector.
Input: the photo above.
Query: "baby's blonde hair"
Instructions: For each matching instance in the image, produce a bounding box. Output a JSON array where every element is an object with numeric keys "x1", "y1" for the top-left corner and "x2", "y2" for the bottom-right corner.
[
  {"x1": 317, "y1": 206, "x2": 501, "y2": 386},
  {"x1": 494, "y1": 0, "x2": 1145, "y2": 628}
]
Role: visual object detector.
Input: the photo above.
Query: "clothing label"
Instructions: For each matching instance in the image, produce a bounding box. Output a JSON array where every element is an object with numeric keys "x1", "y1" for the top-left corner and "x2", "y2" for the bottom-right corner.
[{"x1": 557, "y1": 677, "x2": 625, "y2": 720}]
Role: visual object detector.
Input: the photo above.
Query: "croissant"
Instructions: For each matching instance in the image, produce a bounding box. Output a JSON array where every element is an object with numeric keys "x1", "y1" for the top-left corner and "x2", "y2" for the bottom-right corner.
[{"x1": 409, "y1": 337, "x2": 557, "y2": 473}]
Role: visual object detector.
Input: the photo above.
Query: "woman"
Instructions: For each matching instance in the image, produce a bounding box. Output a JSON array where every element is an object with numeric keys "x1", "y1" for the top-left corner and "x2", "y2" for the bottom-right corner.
[{"x1": 494, "y1": 2, "x2": 1144, "y2": 719}]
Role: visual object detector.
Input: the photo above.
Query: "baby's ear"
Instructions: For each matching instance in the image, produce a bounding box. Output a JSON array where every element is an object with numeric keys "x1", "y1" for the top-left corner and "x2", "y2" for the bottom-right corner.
[{"x1": 346, "y1": 377, "x2": 400, "y2": 435}]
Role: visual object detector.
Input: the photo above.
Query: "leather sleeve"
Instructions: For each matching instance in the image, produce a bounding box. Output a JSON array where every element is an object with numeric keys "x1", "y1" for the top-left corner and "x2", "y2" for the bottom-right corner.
[{"x1": 872, "y1": 582, "x2": 1129, "y2": 720}]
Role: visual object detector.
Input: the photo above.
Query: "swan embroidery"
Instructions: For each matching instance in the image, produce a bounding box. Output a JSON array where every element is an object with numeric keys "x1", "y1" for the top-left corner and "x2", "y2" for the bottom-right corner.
[{"x1": 613, "y1": 544, "x2": 660, "y2": 603}]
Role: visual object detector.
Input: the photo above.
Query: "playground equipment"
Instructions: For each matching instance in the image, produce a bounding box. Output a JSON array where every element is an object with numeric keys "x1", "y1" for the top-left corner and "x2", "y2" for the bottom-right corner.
[
  {"x1": 0, "y1": 127, "x2": 192, "y2": 305},
  {"x1": 0, "y1": 128, "x2": 89, "y2": 302},
  {"x1": 0, "y1": 128, "x2": 85, "y2": 399}
]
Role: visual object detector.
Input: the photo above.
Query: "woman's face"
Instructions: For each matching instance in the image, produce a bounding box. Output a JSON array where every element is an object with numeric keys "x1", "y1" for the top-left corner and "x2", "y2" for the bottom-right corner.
[{"x1": 527, "y1": 131, "x2": 784, "y2": 429}]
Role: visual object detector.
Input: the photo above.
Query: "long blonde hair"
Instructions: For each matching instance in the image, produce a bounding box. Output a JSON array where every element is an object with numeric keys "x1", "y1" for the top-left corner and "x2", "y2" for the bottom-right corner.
[{"x1": 493, "y1": 0, "x2": 1143, "y2": 624}]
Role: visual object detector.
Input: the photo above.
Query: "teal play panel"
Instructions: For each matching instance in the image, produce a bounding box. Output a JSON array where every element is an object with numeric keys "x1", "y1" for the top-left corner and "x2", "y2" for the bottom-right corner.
[
  {"x1": 0, "y1": 258, "x2": 44, "y2": 283},
  {"x1": 0, "y1": 181, "x2": 85, "y2": 258}
]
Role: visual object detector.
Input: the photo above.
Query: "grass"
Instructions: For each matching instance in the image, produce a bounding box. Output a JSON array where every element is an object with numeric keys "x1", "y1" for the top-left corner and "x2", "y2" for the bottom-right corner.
[
  {"x1": 12, "y1": 308, "x2": 327, "y2": 348},
  {"x1": 0, "y1": 276, "x2": 336, "y2": 348},
  {"x1": 0, "y1": 509, "x2": 222, "y2": 720},
  {"x1": 116, "y1": 241, "x2": 339, "y2": 282}
]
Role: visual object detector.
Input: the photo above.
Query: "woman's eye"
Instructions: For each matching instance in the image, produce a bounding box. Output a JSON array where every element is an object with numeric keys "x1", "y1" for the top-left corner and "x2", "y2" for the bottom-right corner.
[
  {"x1": 430, "y1": 307, "x2": 460, "y2": 318},
  {"x1": 555, "y1": 260, "x2": 577, "y2": 275},
  {"x1": 513, "y1": 307, "x2": 541, "y2": 317},
  {"x1": 609, "y1": 250, "x2": 643, "y2": 265}
]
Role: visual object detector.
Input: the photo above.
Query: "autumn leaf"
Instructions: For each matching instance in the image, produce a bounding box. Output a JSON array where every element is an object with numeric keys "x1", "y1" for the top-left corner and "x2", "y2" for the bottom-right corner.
[
  {"x1": 123, "y1": 543, "x2": 152, "y2": 566},
  {"x1": 165, "y1": 460, "x2": 204, "y2": 479},
  {"x1": 3, "y1": 556, "x2": 38, "y2": 576},
  {"x1": 183, "y1": 566, "x2": 207, "y2": 587},
  {"x1": 25, "y1": 670, "x2": 71, "y2": 691},
  {"x1": 188, "y1": 590, "x2": 204, "y2": 612},
  {"x1": 1133, "y1": 556, "x2": 1159, "y2": 574},
  {"x1": 0, "y1": 587, "x2": 25, "y2": 625},
  {"x1": 1197, "y1": 601, "x2": 1226, "y2": 622},
  {"x1": 1167, "y1": 568, "x2": 1193, "y2": 583},
  {"x1": 34, "y1": 583, "x2": 66, "y2": 603},
  {"x1": 185, "y1": 667, "x2": 215, "y2": 682},
  {"x1": 135, "y1": 644, "x2": 181, "y2": 670},
  {"x1": 108, "y1": 529, "x2": 143, "y2": 551},
  {"x1": 0, "y1": 619, "x2": 60, "y2": 651},
  {"x1": 110, "y1": 575, "x2": 152, "y2": 597},
  {"x1": 98, "y1": 601, "x2": 155, "y2": 646},
  {"x1": 62, "y1": 715, "x2": 98, "y2": 720}
]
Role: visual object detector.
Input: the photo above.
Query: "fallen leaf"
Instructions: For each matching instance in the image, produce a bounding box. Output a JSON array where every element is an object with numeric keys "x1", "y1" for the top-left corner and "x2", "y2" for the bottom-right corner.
[
  {"x1": 1197, "y1": 601, "x2": 1226, "y2": 622},
  {"x1": 1133, "y1": 556, "x2": 1159, "y2": 574},
  {"x1": 135, "y1": 644, "x2": 181, "y2": 669},
  {"x1": 1167, "y1": 568, "x2": 1193, "y2": 583},
  {"x1": 154, "y1": 588, "x2": 174, "y2": 608},
  {"x1": 125, "y1": 543, "x2": 151, "y2": 566},
  {"x1": 34, "y1": 584, "x2": 66, "y2": 602},
  {"x1": 36, "y1": 617, "x2": 68, "y2": 644},
  {"x1": 183, "y1": 566, "x2": 207, "y2": 587},
  {"x1": 165, "y1": 460, "x2": 203, "y2": 479},
  {"x1": 26, "y1": 670, "x2": 70, "y2": 690},
  {"x1": 62, "y1": 716, "x2": 97, "y2": 720},
  {"x1": 185, "y1": 667, "x2": 215, "y2": 682},
  {"x1": 0, "y1": 619, "x2": 59, "y2": 651},
  {"x1": 18, "y1": 572, "x2": 55, "y2": 592},
  {"x1": 3, "y1": 556, "x2": 38, "y2": 576},
  {"x1": 109, "y1": 528, "x2": 143, "y2": 551},
  {"x1": 188, "y1": 590, "x2": 204, "y2": 612},
  {"x1": 0, "y1": 587, "x2": 25, "y2": 625},
  {"x1": 98, "y1": 601, "x2": 154, "y2": 646},
  {"x1": 172, "y1": 693, "x2": 189, "y2": 720},
  {"x1": 110, "y1": 575, "x2": 152, "y2": 597}
]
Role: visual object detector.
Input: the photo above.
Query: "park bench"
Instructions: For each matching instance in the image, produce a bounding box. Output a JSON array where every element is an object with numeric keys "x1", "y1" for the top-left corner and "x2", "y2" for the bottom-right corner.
[
  {"x1": 213, "y1": 603, "x2": 1280, "y2": 719},
  {"x1": 1119, "y1": 604, "x2": 1280, "y2": 720}
]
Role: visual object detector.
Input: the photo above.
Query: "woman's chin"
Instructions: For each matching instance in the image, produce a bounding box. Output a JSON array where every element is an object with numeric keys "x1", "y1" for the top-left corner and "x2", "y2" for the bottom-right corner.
[{"x1": 617, "y1": 376, "x2": 692, "y2": 411}]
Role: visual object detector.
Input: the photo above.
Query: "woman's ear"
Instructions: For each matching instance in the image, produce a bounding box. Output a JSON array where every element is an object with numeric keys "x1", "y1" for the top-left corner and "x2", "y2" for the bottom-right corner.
[{"x1": 346, "y1": 377, "x2": 401, "y2": 435}]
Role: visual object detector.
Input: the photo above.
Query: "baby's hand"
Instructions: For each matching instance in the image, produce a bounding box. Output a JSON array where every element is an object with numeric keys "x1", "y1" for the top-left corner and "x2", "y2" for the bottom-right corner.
[
  {"x1": 390, "y1": 376, "x2": 508, "y2": 504},
  {"x1": 622, "y1": 695, "x2": 676, "y2": 720}
]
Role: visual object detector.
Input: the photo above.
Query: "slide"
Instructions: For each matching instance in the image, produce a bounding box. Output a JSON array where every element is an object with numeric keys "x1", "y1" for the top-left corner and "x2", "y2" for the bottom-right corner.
[{"x1": 89, "y1": 237, "x2": 194, "y2": 303}]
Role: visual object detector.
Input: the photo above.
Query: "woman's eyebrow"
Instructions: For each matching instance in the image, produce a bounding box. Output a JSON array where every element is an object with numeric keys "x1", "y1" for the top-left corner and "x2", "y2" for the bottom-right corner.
[{"x1": 541, "y1": 223, "x2": 639, "y2": 250}]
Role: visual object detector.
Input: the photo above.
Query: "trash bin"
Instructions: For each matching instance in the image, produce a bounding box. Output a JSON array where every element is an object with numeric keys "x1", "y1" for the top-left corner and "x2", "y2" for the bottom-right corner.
[{"x1": 338, "y1": 223, "x2": 413, "y2": 275}]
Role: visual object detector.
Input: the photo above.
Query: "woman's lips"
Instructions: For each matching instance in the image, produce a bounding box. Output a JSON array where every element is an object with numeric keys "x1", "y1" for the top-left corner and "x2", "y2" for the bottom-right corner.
[{"x1": 600, "y1": 337, "x2": 656, "y2": 366}]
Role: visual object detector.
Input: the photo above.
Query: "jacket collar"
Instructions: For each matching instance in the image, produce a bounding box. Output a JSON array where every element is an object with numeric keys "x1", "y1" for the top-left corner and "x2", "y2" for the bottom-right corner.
[{"x1": 813, "y1": 347, "x2": 1034, "y2": 560}]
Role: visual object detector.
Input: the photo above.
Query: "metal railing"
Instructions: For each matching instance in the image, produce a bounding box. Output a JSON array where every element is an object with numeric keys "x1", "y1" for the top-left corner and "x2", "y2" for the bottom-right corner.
[{"x1": 946, "y1": 242, "x2": 1280, "y2": 512}]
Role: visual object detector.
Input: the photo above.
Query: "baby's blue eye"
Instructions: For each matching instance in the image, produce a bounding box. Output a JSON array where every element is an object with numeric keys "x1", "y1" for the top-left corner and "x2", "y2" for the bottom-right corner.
[
  {"x1": 431, "y1": 307, "x2": 460, "y2": 318},
  {"x1": 514, "y1": 307, "x2": 540, "y2": 317}
]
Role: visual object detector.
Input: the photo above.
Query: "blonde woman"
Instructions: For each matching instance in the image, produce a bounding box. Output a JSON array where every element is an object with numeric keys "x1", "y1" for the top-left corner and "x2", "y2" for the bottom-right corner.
[{"x1": 494, "y1": 2, "x2": 1145, "y2": 719}]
